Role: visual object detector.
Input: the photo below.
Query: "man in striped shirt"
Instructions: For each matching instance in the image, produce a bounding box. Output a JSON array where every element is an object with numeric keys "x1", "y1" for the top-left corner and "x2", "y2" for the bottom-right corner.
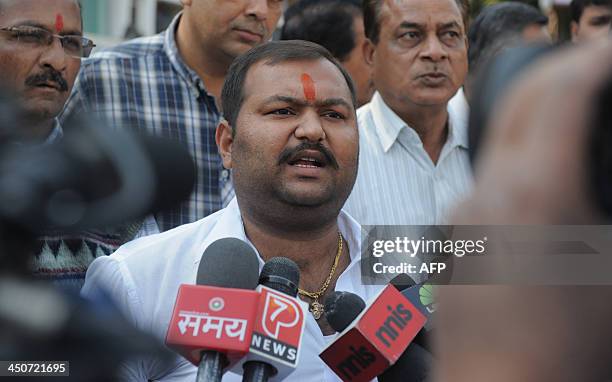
[
  {"x1": 344, "y1": 0, "x2": 472, "y2": 225},
  {"x1": 60, "y1": 1, "x2": 284, "y2": 233}
]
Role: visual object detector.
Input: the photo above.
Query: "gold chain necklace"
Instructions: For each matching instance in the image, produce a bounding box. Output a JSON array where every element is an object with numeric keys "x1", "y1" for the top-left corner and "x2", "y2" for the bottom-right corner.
[{"x1": 298, "y1": 232, "x2": 343, "y2": 320}]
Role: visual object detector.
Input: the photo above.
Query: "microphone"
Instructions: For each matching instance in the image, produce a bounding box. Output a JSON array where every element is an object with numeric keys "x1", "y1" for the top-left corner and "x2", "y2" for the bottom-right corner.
[
  {"x1": 319, "y1": 285, "x2": 427, "y2": 382},
  {"x1": 165, "y1": 238, "x2": 261, "y2": 382},
  {"x1": 323, "y1": 290, "x2": 432, "y2": 382},
  {"x1": 390, "y1": 274, "x2": 436, "y2": 351},
  {"x1": 235, "y1": 257, "x2": 308, "y2": 382},
  {"x1": 0, "y1": 118, "x2": 195, "y2": 231}
]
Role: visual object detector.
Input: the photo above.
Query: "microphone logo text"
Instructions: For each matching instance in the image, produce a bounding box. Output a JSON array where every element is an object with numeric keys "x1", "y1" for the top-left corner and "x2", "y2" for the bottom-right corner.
[{"x1": 375, "y1": 304, "x2": 413, "y2": 348}]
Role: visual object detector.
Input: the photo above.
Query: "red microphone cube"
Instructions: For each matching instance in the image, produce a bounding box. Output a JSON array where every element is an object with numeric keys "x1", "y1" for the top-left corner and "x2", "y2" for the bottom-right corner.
[
  {"x1": 166, "y1": 284, "x2": 259, "y2": 367},
  {"x1": 320, "y1": 285, "x2": 427, "y2": 382}
]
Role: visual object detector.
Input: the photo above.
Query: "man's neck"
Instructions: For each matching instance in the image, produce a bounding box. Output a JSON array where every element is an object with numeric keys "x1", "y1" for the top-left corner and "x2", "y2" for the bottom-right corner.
[
  {"x1": 239, "y1": 203, "x2": 352, "y2": 335},
  {"x1": 240, "y1": 210, "x2": 349, "y2": 293},
  {"x1": 390, "y1": 99, "x2": 449, "y2": 164},
  {"x1": 175, "y1": 15, "x2": 230, "y2": 102}
]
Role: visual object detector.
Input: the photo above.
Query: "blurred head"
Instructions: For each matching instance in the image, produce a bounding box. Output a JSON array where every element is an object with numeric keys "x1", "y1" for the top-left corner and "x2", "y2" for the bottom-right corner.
[
  {"x1": 281, "y1": 0, "x2": 374, "y2": 106},
  {"x1": 180, "y1": 0, "x2": 283, "y2": 67},
  {"x1": 0, "y1": 0, "x2": 83, "y2": 125},
  {"x1": 467, "y1": 2, "x2": 549, "y2": 94},
  {"x1": 363, "y1": 0, "x2": 469, "y2": 112},
  {"x1": 216, "y1": 41, "x2": 358, "y2": 228},
  {"x1": 571, "y1": 0, "x2": 612, "y2": 42}
]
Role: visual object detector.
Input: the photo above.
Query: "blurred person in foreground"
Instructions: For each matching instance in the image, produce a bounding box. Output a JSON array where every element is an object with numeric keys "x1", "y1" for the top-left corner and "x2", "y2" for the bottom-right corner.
[
  {"x1": 571, "y1": 0, "x2": 612, "y2": 42},
  {"x1": 60, "y1": 0, "x2": 283, "y2": 235},
  {"x1": 0, "y1": 0, "x2": 112, "y2": 292},
  {"x1": 281, "y1": 0, "x2": 374, "y2": 106},
  {"x1": 435, "y1": 40, "x2": 612, "y2": 381},
  {"x1": 81, "y1": 40, "x2": 384, "y2": 381},
  {"x1": 343, "y1": 0, "x2": 472, "y2": 225}
]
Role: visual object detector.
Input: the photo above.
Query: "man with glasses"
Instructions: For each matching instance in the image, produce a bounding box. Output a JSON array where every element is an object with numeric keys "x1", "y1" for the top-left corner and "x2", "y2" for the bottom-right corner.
[
  {"x1": 0, "y1": 0, "x2": 93, "y2": 143},
  {"x1": 0, "y1": 0, "x2": 107, "y2": 292}
]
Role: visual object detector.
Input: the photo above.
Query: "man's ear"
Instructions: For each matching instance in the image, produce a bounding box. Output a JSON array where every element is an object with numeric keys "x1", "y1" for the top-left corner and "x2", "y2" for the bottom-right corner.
[
  {"x1": 216, "y1": 119, "x2": 234, "y2": 169},
  {"x1": 180, "y1": 0, "x2": 192, "y2": 6},
  {"x1": 363, "y1": 38, "x2": 376, "y2": 67}
]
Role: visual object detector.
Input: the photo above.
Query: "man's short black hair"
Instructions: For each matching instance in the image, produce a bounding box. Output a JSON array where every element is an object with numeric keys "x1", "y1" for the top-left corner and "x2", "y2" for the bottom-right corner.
[
  {"x1": 363, "y1": 0, "x2": 470, "y2": 44},
  {"x1": 280, "y1": 0, "x2": 362, "y2": 62},
  {"x1": 468, "y1": 2, "x2": 548, "y2": 75},
  {"x1": 221, "y1": 40, "x2": 357, "y2": 133},
  {"x1": 571, "y1": 0, "x2": 612, "y2": 22}
]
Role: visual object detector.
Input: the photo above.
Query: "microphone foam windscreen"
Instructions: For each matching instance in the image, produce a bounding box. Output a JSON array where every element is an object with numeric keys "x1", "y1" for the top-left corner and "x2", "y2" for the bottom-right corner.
[
  {"x1": 197, "y1": 238, "x2": 260, "y2": 290},
  {"x1": 259, "y1": 257, "x2": 300, "y2": 297},
  {"x1": 390, "y1": 273, "x2": 416, "y2": 291},
  {"x1": 324, "y1": 291, "x2": 366, "y2": 332}
]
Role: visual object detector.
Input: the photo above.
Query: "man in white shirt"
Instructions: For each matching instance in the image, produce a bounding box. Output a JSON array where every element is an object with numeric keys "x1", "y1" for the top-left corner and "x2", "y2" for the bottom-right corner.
[
  {"x1": 81, "y1": 40, "x2": 384, "y2": 381},
  {"x1": 344, "y1": 0, "x2": 472, "y2": 225}
]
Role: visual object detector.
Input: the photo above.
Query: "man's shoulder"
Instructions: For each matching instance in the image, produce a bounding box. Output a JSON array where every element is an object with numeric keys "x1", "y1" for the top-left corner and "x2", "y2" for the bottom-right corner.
[
  {"x1": 93, "y1": 34, "x2": 165, "y2": 59},
  {"x1": 115, "y1": 210, "x2": 225, "y2": 266}
]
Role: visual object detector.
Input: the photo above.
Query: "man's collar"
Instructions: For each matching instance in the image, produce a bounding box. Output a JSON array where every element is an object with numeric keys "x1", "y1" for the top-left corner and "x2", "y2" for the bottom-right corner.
[
  {"x1": 163, "y1": 12, "x2": 210, "y2": 98},
  {"x1": 370, "y1": 92, "x2": 412, "y2": 153},
  {"x1": 43, "y1": 118, "x2": 64, "y2": 145},
  {"x1": 369, "y1": 91, "x2": 469, "y2": 153},
  {"x1": 447, "y1": 87, "x2": 469, "y2": 150},
  {"x1": 192, "y1": 198, "x2": 361, "y2": 280}
]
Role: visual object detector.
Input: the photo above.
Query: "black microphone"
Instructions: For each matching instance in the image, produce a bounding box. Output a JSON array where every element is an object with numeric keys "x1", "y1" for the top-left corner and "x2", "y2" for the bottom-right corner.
[
  {"x1": 192, "y1": 238, "x2": 260, "y2": 382},
  {"x1": 325, "y1": 291, "x2": 365, "y2": 332},
  {"x1": 324, "y1": 290, "x2": 432, "y2": 382},
  {"x1": 0, "y1": 118, "x2": 195, "y2": 231},
  {"x1": 241, "y1": 257, "x2": 303, "y2": 382}
]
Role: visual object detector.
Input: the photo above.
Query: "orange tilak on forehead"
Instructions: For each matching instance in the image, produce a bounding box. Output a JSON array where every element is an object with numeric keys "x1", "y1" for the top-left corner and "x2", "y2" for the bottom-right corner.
[
  {"x1": 55, "y1": 14, "x2": 64, "y2": 33},
  {"x1": 301, "y1": 73, "x2": 316, "y2": 102}
]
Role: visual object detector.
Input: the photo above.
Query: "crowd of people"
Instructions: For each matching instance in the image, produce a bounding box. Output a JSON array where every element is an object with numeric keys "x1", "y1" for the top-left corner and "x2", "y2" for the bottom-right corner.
[{"x1": 0, "y1": 0, "x2": 611, "y2": 380}]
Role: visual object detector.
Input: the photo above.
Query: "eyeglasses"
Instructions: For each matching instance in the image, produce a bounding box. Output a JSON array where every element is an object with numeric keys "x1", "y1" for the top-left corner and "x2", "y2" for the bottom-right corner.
[{"x1": 0, "y1": 26, "x2": 96, "y2": 58}]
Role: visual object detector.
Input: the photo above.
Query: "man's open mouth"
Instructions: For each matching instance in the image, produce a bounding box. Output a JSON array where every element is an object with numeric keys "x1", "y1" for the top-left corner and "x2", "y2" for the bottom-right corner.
[
  {"x1": 289, "y1": 157, "x2": 324, "y2": 168},
  {"x1": 287, "y1": 150, "x2": 327, "y2": 168}
]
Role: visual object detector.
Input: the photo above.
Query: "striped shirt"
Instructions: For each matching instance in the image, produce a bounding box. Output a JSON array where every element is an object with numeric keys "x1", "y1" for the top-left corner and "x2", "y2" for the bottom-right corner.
[
  {"x1": 60, "y1": 14, "x2": 234, "y2": 232},
  {"x1": 344, "y1": 92, "x2": 473, "y2": 225}
]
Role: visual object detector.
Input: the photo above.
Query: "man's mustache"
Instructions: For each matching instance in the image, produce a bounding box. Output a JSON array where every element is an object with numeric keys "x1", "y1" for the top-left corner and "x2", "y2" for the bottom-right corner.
[
  {"x1": 25, "y1": 70, "x2": 69, "y2": 92},
  {"x1": 278, "y1": 142, "x2": 340, "y2": 170}
]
